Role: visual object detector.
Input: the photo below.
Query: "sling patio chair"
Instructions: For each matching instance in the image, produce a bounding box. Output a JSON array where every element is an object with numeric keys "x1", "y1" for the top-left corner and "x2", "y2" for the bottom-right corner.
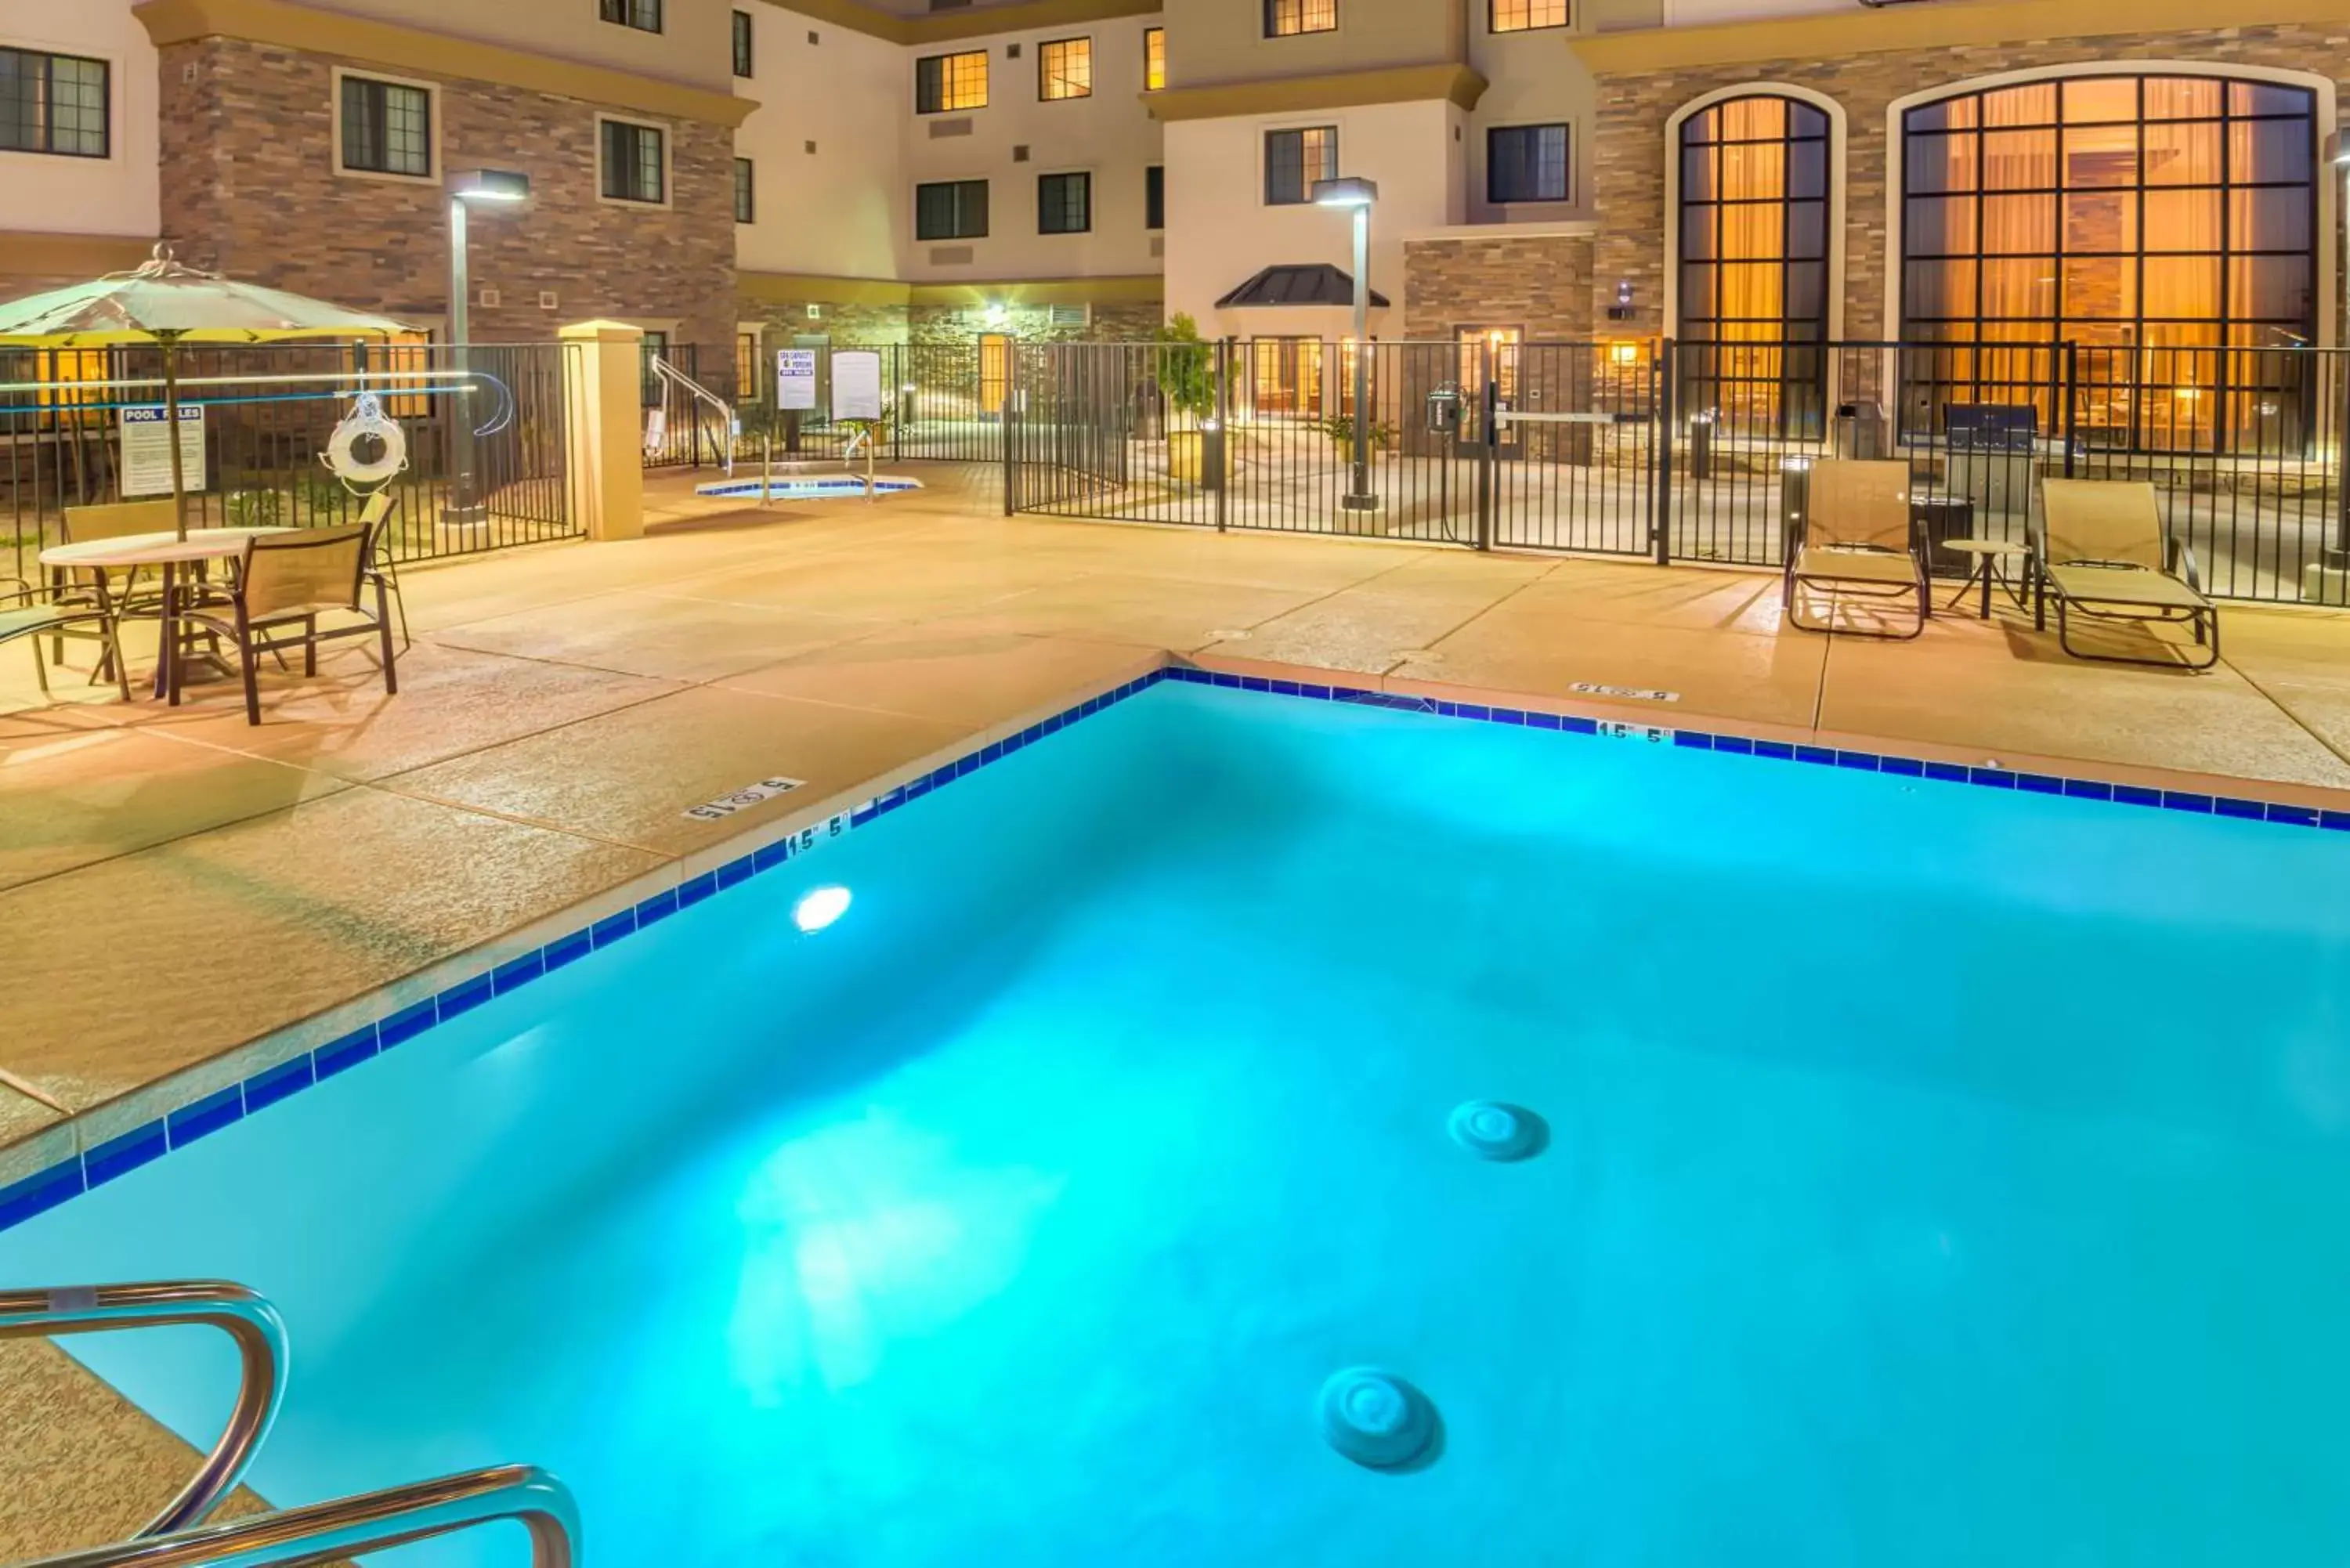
[
  {"x1": 174, "y1": 521, "x2": 398, "y2": 724},
  {"x1": 2, "y1": 573, "x2": 132, "y2": 703},
  {"x1": 49, "y1": 498, "x2": 179, "y2": 685},
  {"x1": 354, "y1": 488, "x2": 411, "y2": 651},
  {"x1": 2035, "y1": 479, "x2": 2218, "y2": 670},
  {"x1": 1782, "y1": 458, "x2": 1931, "y2": 638}
]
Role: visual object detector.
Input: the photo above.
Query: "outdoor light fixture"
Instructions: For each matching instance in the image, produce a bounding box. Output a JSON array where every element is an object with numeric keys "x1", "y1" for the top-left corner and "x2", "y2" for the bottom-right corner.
[
  {"x1": 1311, "y1": 176, "x2": 1379, "y2": 209},
  {"x1": 794, "y1": 886, "x2": 853, "y2": 933},
  {"x1": 450, "y1": 168, "x2": 532, "y2": 203},
  {"x1": 445, "y1": 168, "x2": 532, "y2": 522},
  {"x1": 1610, "y1": 341, "x2": 1640, "y2": 367},
  {"x1": 1311, "y1": 175, "x2": 1381, "y2": 513}
]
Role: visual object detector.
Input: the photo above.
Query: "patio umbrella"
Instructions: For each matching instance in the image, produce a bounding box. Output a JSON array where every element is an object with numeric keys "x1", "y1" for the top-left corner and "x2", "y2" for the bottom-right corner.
[{"x1": 0, "y1": 244, "x2": 415, "y2": 539}]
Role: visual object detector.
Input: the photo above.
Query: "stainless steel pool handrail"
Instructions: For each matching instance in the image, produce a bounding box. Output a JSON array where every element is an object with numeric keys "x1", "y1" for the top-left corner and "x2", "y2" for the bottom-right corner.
[
  {"x1": 0, "y1": 1282, "x2": 287, "y2": 1537},
  {"x1": 9, "y1": 1464, "x2": 580, "y2": 1568}
]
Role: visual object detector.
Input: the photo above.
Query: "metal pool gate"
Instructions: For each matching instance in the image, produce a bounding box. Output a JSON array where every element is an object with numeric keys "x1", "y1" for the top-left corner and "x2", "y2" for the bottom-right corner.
[{"x1": 1003, "y1": 337, "x2": 2350, "y2": 605}]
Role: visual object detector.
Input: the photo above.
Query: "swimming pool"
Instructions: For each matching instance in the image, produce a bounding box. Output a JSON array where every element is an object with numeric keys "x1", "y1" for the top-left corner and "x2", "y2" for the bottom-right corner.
[
  {"x1": 693, "y1": 475, "x2": 923, "y2": 500},
  {"x1": 7, "y1": 678, "x2": 2350, "y2": 1565}
]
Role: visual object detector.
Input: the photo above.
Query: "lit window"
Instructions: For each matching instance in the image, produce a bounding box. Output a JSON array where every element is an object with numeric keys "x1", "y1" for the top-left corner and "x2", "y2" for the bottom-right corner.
[
  {"x1": 1491, "y1": 0, "x2": 1567, "y2": 31},
  {"x1": 735, "y1": 331, "x2": 760, "y2": 401},
  {"x1": 1459, "y1": 327, "x2": 1523, "y2": 402},
  {"x1": 1144, "y1": 27, "x2": 1166, "y2": 91},
  {"x1": 1264, "y1": 125, "x2": 1337, "y2": 205},
  {"x1": 341, "y1": 76, "x2": 431, "y2": 179},
  {"x1": 916, "y1": 50, "x2": 989, "y2": 114},
  {"x1": 1039, "y1": 171, "x2": 1090, "y2": 234},
  {"x1": 598, "y1": 0, "x2": 662, "y2": 33},
  {"x1": 600, "y1": 118, "x2": 666, "y2": 204},
  {"x1": 1676, "y1": 95, "x2": 1832, "y2": 434},
  {"x1": 1265, "y1": 0, "x2": 1337, "y2": 38},
  {"x1": 1039, "y1": 38, "x2": 1091, "y2": 102},
  {"x1": 0, "y1": 47, "x2": 110, "y2": 159},
  {"x1": 1488, "y1": 123, "x2": 1568, "y2": 203},
  {"x1": 916, "y1": 179, "x2": 989, "y2": 240},
  {"x1": 734, "y1": 157, "x2": 754, "y2": 223},
  {"x1": 732, "y1": 10, "x2": 754, "y2": 77}
]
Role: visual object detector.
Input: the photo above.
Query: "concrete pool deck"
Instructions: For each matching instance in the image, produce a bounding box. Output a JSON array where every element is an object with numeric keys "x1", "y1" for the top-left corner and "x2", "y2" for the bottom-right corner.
[{"x1": 4, "y1": 460, "x2": 2350, "y2": 1550}]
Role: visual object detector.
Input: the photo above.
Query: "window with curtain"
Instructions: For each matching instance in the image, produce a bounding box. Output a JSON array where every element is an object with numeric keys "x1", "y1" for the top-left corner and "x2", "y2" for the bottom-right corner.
[
  {"x1": 341, "y1": 76, "x2": 431, "y2": 178},
  {"x1": 600, "y1": 118, "x2": 665, "y2": 204},
  {"x1": 1264, "y1": 125, "x2": 1337, "y2": 205},
  {"x1": 1038, "y1": 171, "x2": 1090, "y2": 233},
  {"x1": 1039, "y1": 38, "x2": 1091, "y2": 100},
  {"x1": 0, "y1": 47, "x2": 110, "y2": 158},
  {"x1": 1900, "y1": 74, "x2": 2316, "y2": 446},
  {"x1": 916, "y1": 51, "x2": 988, "y2": 114},
  {"x1": 1676, "y1": 95, "x2": 1831, "y2": 434},
  {"x1": 1489, "y1": 124, "x2": 1568, "y2": 204},
  {"x1": 1144, "y1": 28, "x2": 1166, "y2": 92},
  {"x1": 1491, "y1": 0, "x2": 1567, "y2": 32},
  {"x1": 1265, "y1": 0, "x2": 1337, "y2": 38}
]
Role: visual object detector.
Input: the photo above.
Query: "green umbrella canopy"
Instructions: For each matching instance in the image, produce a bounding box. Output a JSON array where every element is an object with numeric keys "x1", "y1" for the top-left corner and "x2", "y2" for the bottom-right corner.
[
  {"x1": 0, "y1": 244, "x2": 414, "y2": 345},
  {"x1": 0, "y1": 246, "x2": 416, "y2": 538}
]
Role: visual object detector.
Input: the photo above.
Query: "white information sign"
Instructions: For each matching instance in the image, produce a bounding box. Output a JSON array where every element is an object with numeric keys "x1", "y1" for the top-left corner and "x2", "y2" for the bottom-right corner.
[
  {"x1": 776, "y1": 349, "x2": 819, "y2": 412},
  {"x1": 830, "y1": 350, "x2": 884, "y2": 421},
  {"x1": 119, "y1": 404, "x2": 207, "y2": 497}
]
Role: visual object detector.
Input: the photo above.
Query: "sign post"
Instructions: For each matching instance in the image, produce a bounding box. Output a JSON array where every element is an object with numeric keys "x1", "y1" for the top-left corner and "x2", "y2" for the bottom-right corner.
[{"x1": 831, "y1": 350, "x2": 884, "y2": 500}]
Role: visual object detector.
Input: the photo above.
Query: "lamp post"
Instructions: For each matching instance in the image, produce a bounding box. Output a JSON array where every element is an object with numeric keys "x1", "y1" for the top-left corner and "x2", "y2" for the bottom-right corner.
[
  {"x1": 446, "y1": 168, "x2": 530, "y2": 522},
  {"x1": 1313, "y1": 175, "x2": 1380, "y2": 513}
]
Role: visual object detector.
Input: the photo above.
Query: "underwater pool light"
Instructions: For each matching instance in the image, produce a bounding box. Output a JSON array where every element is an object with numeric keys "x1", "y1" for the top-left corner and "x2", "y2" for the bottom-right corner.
[{"x1": 794, "y1": 885, "x2": 852, "y2": 933}]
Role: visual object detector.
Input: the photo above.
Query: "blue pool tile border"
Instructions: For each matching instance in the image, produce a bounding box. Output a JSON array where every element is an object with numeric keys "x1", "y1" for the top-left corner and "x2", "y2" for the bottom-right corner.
[{"x1": 6, "y1": 658, "x2": 2347, "y2": 1237}]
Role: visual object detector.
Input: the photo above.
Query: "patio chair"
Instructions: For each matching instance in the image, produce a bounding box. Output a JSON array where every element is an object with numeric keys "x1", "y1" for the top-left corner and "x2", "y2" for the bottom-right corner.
[
  {"x1": 50, "y1": 498, "x2": 179, "y2": 681},
  {"x1": 2, "y1": 573, "x2": 131, "y2": 702},
  {"x1": 2036, "y1": 479, "x2": 2218, "y2": 670},
  {"x1": 1783, "y1": 458, "x2": 1929, "y2": 638},
  {"x1": 355, "y1": 489, "x2": 411, "y2": 651},
  {"x1": 174, "y1": 522, "x2": 398, "y2": 724}
]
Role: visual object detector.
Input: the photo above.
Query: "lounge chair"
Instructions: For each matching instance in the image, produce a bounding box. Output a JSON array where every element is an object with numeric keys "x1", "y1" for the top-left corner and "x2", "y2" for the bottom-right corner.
[
  {"x1": 2, "y1": 574, "x2": 132, "y2": 702},
  {"x1": 2036, "y1": 479, "x2": 2218, "y2": 670},
  {"x1": 1783, "y1": 458, "x2": 1929, "y2": 638},
  {"x1": 175, "y1": 522, "x2": 399, "y2": 724}
]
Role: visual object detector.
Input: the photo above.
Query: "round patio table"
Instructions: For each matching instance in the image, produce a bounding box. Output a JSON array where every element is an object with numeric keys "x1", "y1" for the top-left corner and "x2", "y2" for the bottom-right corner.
[
  {"x1": 1942, "y1": 537, "x2": 2033, "y2": 620},
  {"x1": 39, "y1": 527, "x2": 291, "y2": 702}
]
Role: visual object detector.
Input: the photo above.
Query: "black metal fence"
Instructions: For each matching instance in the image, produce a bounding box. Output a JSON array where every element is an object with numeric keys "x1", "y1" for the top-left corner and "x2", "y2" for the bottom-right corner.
[
  {"x1": 1, "y1": 340, "x2": 579, "y2": 581},
  {"x1": 1002, "y1": 336, "x2": 2350, "y2": 605},
  {"x1": 648, "y1": 342, "x2": 1010, "y2": 471}
]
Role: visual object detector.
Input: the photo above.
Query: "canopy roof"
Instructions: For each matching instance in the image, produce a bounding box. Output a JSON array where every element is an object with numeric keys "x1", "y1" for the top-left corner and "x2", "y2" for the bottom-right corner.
[{"x1": 1214, "y1": 264, "x2": 1390, "y2": 310}]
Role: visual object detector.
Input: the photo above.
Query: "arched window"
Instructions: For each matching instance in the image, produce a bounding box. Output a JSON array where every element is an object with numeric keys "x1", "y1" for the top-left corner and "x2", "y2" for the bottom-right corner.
[
  {"x1": 1676, "y1": 95, "x2": 1832, "y2": 435},
  {"x1": 1901, "y1": 74, "x2": 2316, "y2": 446}
]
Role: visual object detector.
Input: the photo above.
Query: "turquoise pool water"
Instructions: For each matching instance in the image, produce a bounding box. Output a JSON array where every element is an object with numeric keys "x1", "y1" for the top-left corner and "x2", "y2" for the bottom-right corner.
[{"x1": 9, "y1": 683, "x2": 2350, "y2": 1565}]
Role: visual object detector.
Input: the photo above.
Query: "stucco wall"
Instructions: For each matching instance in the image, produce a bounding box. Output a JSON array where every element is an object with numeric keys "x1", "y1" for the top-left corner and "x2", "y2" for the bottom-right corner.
[
  {"x1": 734, "y1": 16, "x2": 903, "y2": 280},
  {"x1": 0, "y1": 1, "x2": 161, "y2": 243}
]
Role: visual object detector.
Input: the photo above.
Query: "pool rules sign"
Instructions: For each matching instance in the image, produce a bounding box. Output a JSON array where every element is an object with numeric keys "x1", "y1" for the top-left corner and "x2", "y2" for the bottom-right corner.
[{"x1": 120, "y1": 404, "x2": 207, "y2": 497}]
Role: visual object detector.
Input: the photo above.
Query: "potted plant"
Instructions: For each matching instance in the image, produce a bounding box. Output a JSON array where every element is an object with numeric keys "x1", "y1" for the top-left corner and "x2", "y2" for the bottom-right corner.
[
  {"x1": 1155, "y1": 313, "x2": 1220, "y2": 483},
  {"x1": 1318, "y1": 411, "x2": 1397, "y2": 462}
]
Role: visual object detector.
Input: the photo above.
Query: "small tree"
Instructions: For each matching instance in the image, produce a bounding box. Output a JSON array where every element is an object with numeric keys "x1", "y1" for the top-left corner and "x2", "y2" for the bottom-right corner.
[{"x1": 1155, "y1": 313, "x2": 1216, "y2": 429}]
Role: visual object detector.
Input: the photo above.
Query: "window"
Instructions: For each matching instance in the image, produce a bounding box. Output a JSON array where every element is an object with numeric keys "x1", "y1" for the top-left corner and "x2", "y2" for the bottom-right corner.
[
  {"x1": 1899, "y1": 78, "x2": 2322, "y2": 381},
  {"x1": 338, "y1": 75, "x2": 431, "y2": 178},
  {"x1": 734, "y1": 157, "x2": 755, "y2": 222},
  {"x1": 1249, "y1": 339, "x2": 1323, "y2": 415},
  {"x1": 1264, "y1": 125, "x2": 1337, "y2": 205},
  {"x1": 735, "y1": 331, "x2": 760, "y2": 401},
  {"x1": 598, "y1": 0, "x2": 662, "y2": 33},
  {"x1": 916, "y1": 51, "x2": 989, "y2": 114},
  {"x1": 1144, "y1": 27, "x2": 1166, "y2": 92},
  {"x1": 1489, "y1": 123, "x2": 1568, "y2": 203},
  {"x1": 1265, "y1": 0, "x2": 1338, "y2": 37},
  {"x1": 916, "y1": 179, "x2": 989, "y2": 240},
  {"x1": 1039, "y1": 38, "x2": 1091, "y2": 101},
  {"x1": 732, "y1": 10, "x2": 754, "y2": 77},
  {"x1": 1676, "y1": 95, "x2": 1833, "y2": 434},
  {"x1": 1039, "y1": 171, "x2": 1090, "y2": 233},
  {"x1": 1146, "y1": 164, "x2": 1165, "y2": 229},
  {"x1": 0, "y1": 47, "x2": 110, "y2": 159},
  {"x1": 1458, "y1": 326, "x2": 1524, "y2": 403},
  {"x1": 600, "y1": 117, "x2": 666, "y2": 204},
  {"x1": 1491, "y1": 0, "x2": 1568, "y2": 31}
]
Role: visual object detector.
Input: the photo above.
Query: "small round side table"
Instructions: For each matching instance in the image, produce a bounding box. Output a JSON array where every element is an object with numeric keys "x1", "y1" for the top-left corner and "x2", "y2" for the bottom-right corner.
[{"x1": 1943, "y1": 537, "x2": 2033, "y2": 620}]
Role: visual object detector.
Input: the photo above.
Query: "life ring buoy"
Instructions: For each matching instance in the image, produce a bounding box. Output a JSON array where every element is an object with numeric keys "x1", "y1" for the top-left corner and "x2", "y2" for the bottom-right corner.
[{"x1": 324, "y1": 393, "x2": 409, "y2": 486}]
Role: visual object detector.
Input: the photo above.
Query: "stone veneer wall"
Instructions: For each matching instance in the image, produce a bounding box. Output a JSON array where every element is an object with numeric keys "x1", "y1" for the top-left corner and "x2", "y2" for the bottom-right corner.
[
  {"x1": 743, "y1": 298, "x2": 913, "y2": 345},
  {"x1": 1588, "y1": 23, "x2": 2350, "y2": 340},
  {"x1": 908, "y1": 299, "x2": 1163, "y2": 342},
  {"x1": 1403, "y1": 233, "x2": 1595, "y2": 342},
  {"x1": 156, "y1": 35, "x2": 737, "y2": 352}
]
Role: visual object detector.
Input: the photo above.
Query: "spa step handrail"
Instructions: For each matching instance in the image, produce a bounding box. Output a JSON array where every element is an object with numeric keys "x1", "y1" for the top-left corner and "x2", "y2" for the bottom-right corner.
[
  {"x1": 0, "y1": 1281, "x2": 286, "y2": 1538},
  {"x1": 11, "y1": 1463, "x2": 580, "y2": 1568},
  {"x1": 649, "y1": 353, "x2": 737, "y2": 477}
]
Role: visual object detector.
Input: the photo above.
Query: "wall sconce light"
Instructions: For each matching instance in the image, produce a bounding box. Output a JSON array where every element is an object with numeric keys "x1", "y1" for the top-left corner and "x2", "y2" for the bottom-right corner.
[
  {"x1": 1607, "y1": 279, "x2": 1636, "y2": 322},
  {"x1": 1609, "y1": 340, "x2": 1641, "y2": 367}
]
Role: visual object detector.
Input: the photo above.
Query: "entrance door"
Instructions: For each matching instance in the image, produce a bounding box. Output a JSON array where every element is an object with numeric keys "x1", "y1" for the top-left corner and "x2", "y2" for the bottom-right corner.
[{"x1": 979, "y1": 334, "x2": 1010, "y2": 417}]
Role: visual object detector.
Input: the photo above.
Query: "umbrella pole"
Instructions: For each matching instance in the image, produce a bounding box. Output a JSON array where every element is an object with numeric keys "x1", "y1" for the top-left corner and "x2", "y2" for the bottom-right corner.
[{"x1": 163, "y1": 335, "x2": 190, "y2": 541}]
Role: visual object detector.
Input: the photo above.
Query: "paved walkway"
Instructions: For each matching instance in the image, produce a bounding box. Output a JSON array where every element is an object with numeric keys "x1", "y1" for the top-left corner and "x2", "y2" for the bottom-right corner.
[{"x1": 5, "y1": 463, "x2": 2350, "y2": 1552}]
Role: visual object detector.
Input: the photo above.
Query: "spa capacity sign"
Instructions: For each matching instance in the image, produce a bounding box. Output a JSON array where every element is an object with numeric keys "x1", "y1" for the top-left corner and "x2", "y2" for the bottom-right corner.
[
  {"x1": 120, "y1": 404, "x2": 208, "y2": 497},
  {"x1": 776, "y1": 349, "x2": 818, "y2": 411}
]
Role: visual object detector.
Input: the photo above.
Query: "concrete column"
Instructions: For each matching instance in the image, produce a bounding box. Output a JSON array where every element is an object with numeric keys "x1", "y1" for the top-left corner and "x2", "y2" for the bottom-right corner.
[{"x1": 558, "y1": 319, "x2": 645, "y2": 542}]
